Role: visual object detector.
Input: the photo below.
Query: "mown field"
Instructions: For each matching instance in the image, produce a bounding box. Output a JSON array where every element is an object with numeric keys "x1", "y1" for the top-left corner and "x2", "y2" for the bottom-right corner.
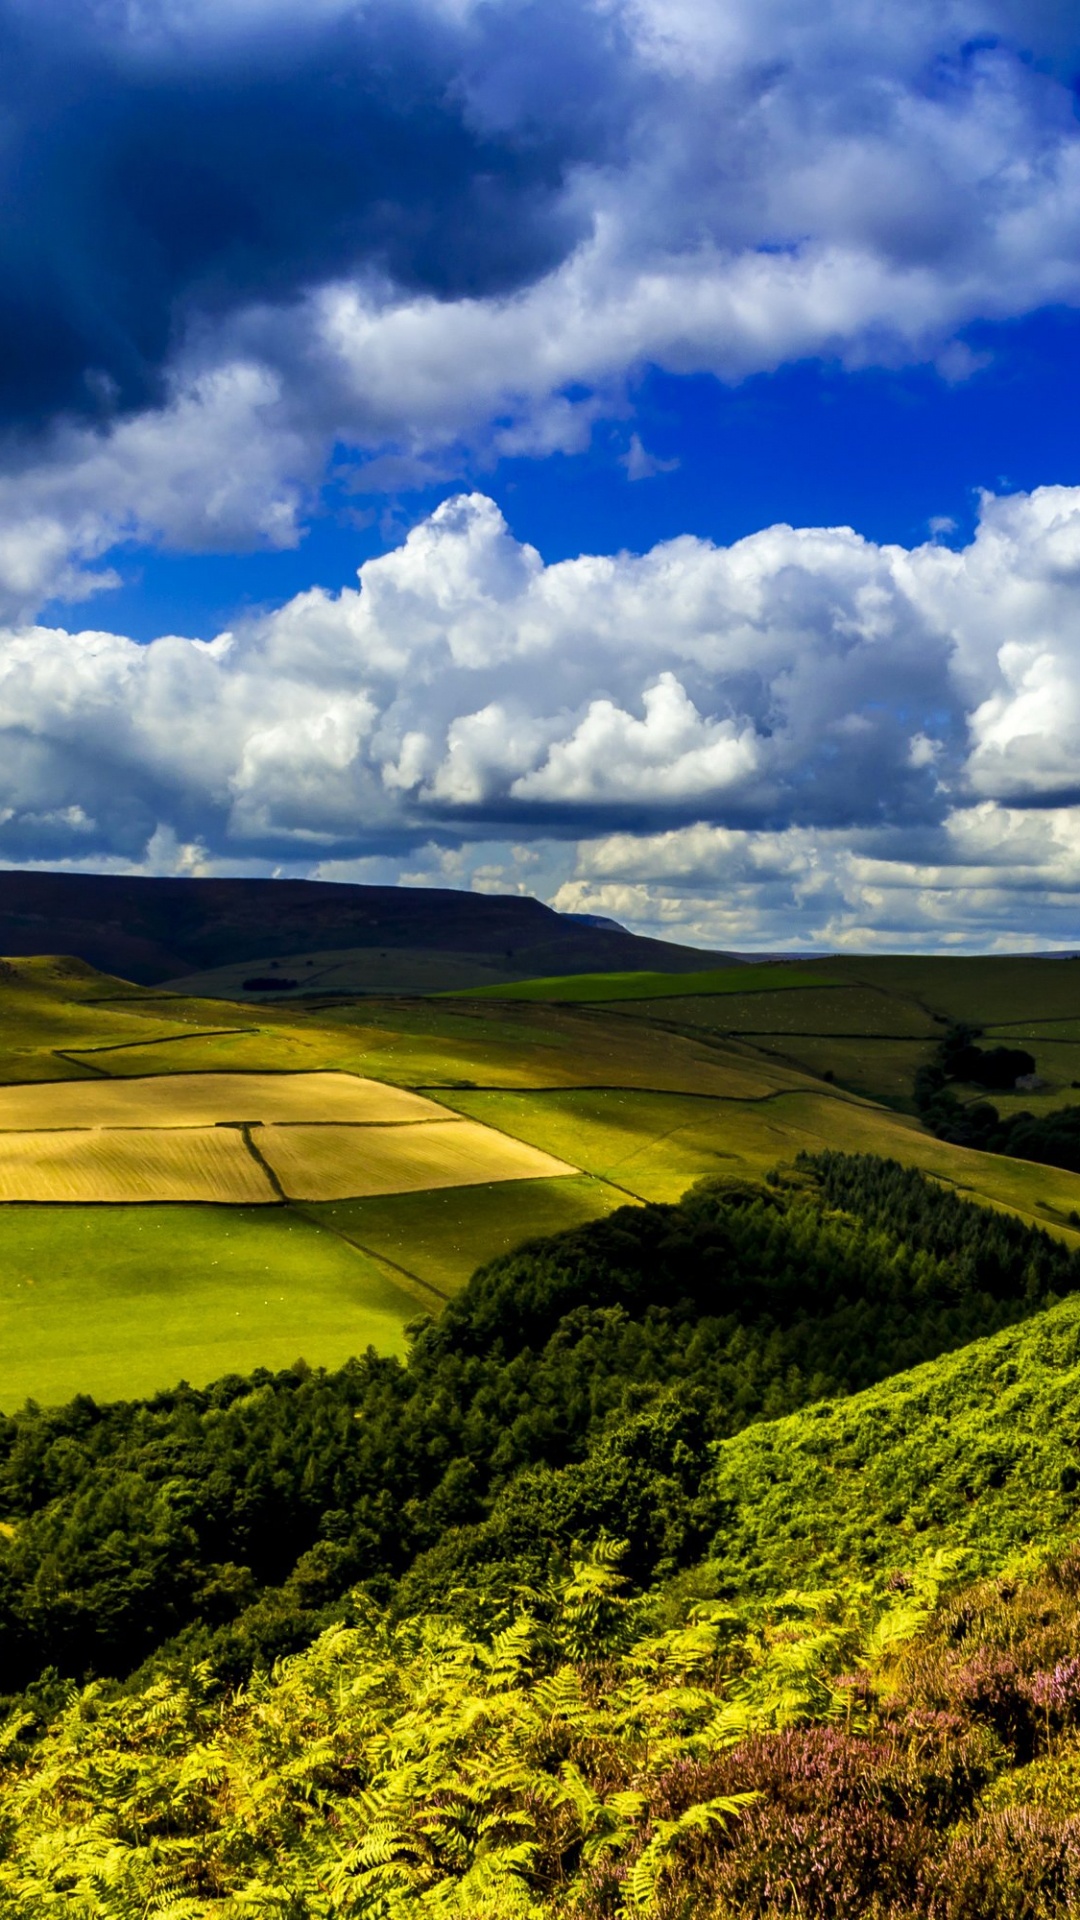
[{"x1": 2, "y1": 949, "x2": 1080, "y2": 1408}]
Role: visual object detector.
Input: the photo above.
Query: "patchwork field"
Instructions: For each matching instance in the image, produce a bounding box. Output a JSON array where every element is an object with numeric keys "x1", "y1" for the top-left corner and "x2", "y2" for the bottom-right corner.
[
  {"x1": 4, "y1": 948, "x2": 1080, "y2": 1408},
  {"x1": 0, "y1": 1070, "x2": 573, "y2": 1204}
]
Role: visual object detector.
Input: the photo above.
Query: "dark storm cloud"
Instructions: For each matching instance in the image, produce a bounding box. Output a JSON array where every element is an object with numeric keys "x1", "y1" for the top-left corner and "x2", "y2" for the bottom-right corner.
[{"x1": 0, "y1": 0, "x2": 623, "y2": 428}]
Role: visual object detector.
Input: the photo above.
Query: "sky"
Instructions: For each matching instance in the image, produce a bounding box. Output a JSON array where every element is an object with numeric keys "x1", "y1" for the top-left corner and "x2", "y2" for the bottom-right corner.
[{"x1": 3, "y1": 1, "x2": 1080, "y2": 951}]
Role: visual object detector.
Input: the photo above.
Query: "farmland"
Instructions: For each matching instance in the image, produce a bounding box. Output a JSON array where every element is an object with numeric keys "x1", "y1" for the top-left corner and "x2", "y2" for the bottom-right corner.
[
  {"x1": 3, "y1": 948, "x2": 1080, "y2": 1406},
  {"x1": 0, "y1": 1205, "x2": 420, "y2": 1407}
]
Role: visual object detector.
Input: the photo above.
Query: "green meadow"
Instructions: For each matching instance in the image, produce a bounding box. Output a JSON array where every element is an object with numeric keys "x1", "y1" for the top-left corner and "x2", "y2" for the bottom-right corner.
[
  {"x1": 448, "y1": 962, "x2": 836, "y2": 1002},
  {"x1": 0, "y1": 1204, "x2": 416, "y2": 1409}
]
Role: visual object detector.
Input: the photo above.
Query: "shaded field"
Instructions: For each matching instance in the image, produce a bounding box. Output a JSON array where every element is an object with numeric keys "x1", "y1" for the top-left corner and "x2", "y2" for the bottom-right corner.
[
  {"x1": 439, "y1": 1084, "x2": 1080, "y2": 1231},
  {"x1": 621, "y1": 983, "x2": 939, "y2": 1038},
  {"x1": 304, "y1": 1174, "x2": 630, "y2": 1295},
  {"x1": 257, "y1": 1119, "x2": 574, "y2": 1201},
  {"x1": 0, "y1": 1206, "x2": 418, "y2": 1409},
  {"x1": 166, "y1": 947, "x2": 530, "y2": 1001},
  {"x1": 745, "y1": 1033, "x2": 938, "y2": 1106},
  {"x1": 449, "y1": 964, "x2": 834, "y2": 1003},
  {"x1": 821, "y1": 953, "x2": 1080, "y2": 1024},
  {"x1": 0, "y1": 1126, "x2": 274, "y2": 1205}
]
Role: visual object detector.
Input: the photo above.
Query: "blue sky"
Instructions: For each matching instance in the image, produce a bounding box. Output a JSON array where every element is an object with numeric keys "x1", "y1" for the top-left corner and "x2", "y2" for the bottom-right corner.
[{"x1": 4, "y1": 0, "x2": 1080, "y2": 950}]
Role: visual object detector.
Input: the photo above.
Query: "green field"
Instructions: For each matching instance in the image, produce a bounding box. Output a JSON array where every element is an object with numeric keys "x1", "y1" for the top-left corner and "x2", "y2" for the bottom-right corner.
[
  {"x1": 0, "y1": 1204, "x2": 420, "y2": 1409},
  {"x1": 449, "y1": 964, "x2": 836, "y2": 1002},
  {"x1": 302, "y1": 1173, "x2": 630, "y2": 1296}
]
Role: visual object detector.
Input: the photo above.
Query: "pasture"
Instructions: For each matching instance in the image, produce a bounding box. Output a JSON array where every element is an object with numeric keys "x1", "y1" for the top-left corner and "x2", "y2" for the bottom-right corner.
[
  {"x1": 303, "y1": 1173, "x2": 628, "y2": 1295},
  {"x1": 451, "y1": 964, "x2": 835, "y2": 1002},
  {"x1": 0, "y1": 1205, "x2": 418, "y2": 1409}
]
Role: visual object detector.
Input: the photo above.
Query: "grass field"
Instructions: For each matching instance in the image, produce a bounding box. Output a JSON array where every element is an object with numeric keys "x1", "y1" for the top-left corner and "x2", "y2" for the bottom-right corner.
[
  {"x1": 450, "y1": 964, "x2": 836, "y2": 1003},
  {"x1": 256, "y1": 1118, "x2": 575, "y2": 1200},
  {"x1": 0, "y1": 1205, "x2": 419, "y2": 1409},
  {"x1": 439, "y1": 1083, "x2": 1080, "y2": 1231},
  {"x1": 302, "y1": 1173, "x2": 630, "y2": 1295}
]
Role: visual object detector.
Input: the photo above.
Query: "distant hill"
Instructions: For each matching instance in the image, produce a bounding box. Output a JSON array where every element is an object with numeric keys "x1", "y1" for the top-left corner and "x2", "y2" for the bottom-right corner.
[{"x1": 0, "y1": 870, "x2": 736, "y2": 988}]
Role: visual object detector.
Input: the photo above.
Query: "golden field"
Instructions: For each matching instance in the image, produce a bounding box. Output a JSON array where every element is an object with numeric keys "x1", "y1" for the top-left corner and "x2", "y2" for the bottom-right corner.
[
  {"x1": 0, "y1": 1070, "x2": 576, "y2": 1203},
  {"x1": 0, "y1": 1125, "x2": 274, "y2": 1204},
  {"x1": 0, "y1": 1069, "x2": 446, "y2": 1129},
  {"x1": 255, "y1": 1117, "x2": 576, "y2": 1200}
]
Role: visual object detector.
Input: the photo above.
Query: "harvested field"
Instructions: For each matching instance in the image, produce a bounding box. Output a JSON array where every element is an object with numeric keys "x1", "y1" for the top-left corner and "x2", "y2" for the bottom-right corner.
[
  {"x1": 0, "y1": 1070, "x2": 446, "y2": 1129},
  {"x1": 257, "y1": 1119, "x2": 576, "y2": 1200},
  {"x1": 0, "y1": 1127, "x2": 274, "y2": 1204}
]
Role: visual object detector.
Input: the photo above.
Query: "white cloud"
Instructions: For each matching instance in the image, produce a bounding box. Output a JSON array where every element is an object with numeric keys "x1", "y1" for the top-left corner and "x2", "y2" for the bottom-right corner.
[{"x1": 3, "y1": 484, "x2": 1080, "y2": 943}]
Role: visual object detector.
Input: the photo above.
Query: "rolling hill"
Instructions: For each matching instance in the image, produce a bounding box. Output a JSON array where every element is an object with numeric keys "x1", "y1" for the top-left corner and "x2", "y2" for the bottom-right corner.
[{"x1": 0, "y1": 869, "x2": 739, "y2": 988}]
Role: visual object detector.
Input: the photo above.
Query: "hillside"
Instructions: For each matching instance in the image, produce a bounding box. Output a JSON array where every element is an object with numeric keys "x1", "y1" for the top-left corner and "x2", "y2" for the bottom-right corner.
[
  {"x1": 6, "y1": 1173, "x2": 1080, "y2": 1914},
  {"x1": 1, "y1": 1155, "x2": 1078, "y2": 1693},
  {"x1": 0, "y1": 870, "x2": 737, "y2": 988},
  {"x1": 5, "y1": 949, "x2": 1080, "y2": 1409}
]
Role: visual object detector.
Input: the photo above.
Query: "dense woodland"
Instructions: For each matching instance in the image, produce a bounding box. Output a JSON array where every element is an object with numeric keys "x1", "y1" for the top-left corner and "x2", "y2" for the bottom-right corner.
[{"x1": 1, "y1": 1153, "x2": 1077, "y2": 1698}]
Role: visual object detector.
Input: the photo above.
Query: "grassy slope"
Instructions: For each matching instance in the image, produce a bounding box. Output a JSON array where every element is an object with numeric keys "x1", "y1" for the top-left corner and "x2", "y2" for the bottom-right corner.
[
  {"x1": 5, "y1": 952, "x2": 1080, "y2": 1405},
  {"x1": 448, "y1": 964, "x2": 835, "y2": 1002},
  {"x1": 0, "y1": 1204, "x2": 419, "y2": 1409},
  {"x1": 301, "y1": 1173, "x2": 629, "y2": 1296},
  {"x1": 701, "y1": 1288, "x2": 1080, "y2": 1602},
  {"x1": 438, "y1": 1083, "x2": 1080, "y2": 1229}
]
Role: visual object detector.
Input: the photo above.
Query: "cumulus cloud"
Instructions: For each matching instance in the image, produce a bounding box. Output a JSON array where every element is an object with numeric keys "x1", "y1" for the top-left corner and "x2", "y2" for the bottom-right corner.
[
  {"x1": 2, "y1": 485, "x2": 1080, "y2": 943},
  {"x1": 0, "y1": 0, "x2": 1079, "y2": 597}
]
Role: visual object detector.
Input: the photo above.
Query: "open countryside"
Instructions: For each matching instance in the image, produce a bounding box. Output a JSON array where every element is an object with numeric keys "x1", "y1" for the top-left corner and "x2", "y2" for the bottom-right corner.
[
  {"x1": 5, "y1": 947, "x2": 1080, "y2": 1407},
  {"x1": 7, "y1": 887, "x2": 1080, "y2": 1914}
]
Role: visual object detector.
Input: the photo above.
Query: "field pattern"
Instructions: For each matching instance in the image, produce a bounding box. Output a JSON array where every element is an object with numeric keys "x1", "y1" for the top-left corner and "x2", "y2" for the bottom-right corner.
[
  {"x1": 0, "y1": 1073, "x2": 574, "y2": 1205},
  {"x1": 4, "y1": 949, "x2": 1080, "y2": 1405}
]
